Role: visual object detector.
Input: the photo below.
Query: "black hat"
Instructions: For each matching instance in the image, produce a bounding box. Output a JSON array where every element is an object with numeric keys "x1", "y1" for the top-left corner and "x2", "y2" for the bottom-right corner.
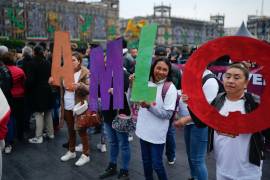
[
  {"x1": 34, "y1": 45, "x2": 44, "y2": 56},
  {"x1": 155, "y1": 46, "x2": 167, "y2": 56},
  {"x1": 170, "y1": 51, "x2": 179, "y2": 58}
]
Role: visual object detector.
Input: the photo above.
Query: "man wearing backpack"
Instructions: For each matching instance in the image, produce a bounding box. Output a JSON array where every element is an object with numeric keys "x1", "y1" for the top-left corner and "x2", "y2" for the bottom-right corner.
[{"x1": 175, "y1": 68, "x2": 220, "y2": 180}]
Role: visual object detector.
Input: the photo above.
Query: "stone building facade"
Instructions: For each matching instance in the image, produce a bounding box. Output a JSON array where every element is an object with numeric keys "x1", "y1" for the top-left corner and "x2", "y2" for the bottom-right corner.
[
  {"x1": 0, "y1": 0, "x2": 119, "y2": 42},
  {"x1": 247, "y1": 15, "x2": 270, "y2": 42},
  {"x1": 120, "y1": 4, "x2": 224, "y2": 47}
]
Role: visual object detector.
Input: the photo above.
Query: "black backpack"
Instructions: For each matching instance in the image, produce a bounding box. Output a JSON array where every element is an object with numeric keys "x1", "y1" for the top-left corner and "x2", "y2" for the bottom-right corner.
[
  {"x1": 202, "y1": 73, "x2": 224, "y2": 94},
  {"x1": 188, "y1": 73, "x2": 224, "y2": 128},
  {"x1": 0, "y1": 62, "x2": 13, "y2": 105}
]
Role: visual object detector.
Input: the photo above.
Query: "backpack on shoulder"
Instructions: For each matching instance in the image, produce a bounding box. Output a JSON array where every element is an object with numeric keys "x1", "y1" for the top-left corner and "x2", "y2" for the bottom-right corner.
[
  {"x1": 161, "y1": 81, "x2": 180, "y2": 123},
  {"x1": 189, "y1": 73, "x2": 224, "y2": 128}
]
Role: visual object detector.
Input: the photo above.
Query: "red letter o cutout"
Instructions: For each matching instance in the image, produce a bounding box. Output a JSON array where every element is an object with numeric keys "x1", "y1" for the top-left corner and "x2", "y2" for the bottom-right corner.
[{"x1": 182, "y1": 36, "x2": 270, "y2": 134}]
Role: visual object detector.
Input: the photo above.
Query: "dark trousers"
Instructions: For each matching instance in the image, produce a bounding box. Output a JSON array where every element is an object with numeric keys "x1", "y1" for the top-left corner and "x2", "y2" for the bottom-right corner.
[
  {"x1": 165, "y1": 122, "x2": 176, "y2": 161},
  {"x1": 13, "y1": 97, "x2": 25, "y2": 140},
  {"x1": 23, "y1": 95, "x2": 32, "y2": 133},
  {"x1": 140, "y1": 139, "x2": 167, "y2": 180}
]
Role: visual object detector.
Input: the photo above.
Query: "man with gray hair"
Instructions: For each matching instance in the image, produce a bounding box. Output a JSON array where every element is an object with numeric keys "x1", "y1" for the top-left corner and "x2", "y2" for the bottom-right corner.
[
  {"x1": 17, "y1": 46, "x2": 33, "y2": 69},
  {"x1": 0, "y1": 46, "x2": 8, "y2": 56},
  {"x1": 22, "y1": 46, "x2": 33, "y2": 57},
  {"x1": 16, "y1": 46, "x2": 34, "y2": 133}
]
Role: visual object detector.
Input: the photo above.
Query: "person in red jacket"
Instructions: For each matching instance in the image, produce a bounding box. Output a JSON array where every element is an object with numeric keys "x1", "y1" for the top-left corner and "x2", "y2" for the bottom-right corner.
[
  {"x1": 0, "y1": 88, "x2": 11, "y2": 179},
  {"x1": 1, "y1": 52, "x2": 26, "y2": 153}
]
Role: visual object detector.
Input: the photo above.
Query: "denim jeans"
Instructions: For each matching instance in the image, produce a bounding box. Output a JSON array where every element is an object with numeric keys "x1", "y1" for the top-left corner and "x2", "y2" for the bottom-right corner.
[
  {"x1": 184, "y1": 124, "x2": 208, "y2": 180},
  {"x1": 6, "y1": 115, "x2": 15, "y2": 145},
  {"x1": 104, "y1": 122, "x2": 130, "y2": 170},
  {"x1": 100, "y1": 122, "x2": 106, "y2": 144},
  {"x1": 165, "y1": 122, "x2": 176, "y2": 161},
  {"x1": 140, "y1": 139, "x2": 168, "y2": 180},
  {"x1": 52, "y1": 92, "x2": 60, "y2": 127}
]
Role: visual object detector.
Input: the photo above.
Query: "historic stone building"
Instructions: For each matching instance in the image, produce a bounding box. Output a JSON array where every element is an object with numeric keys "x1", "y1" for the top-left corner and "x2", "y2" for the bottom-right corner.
[
  {"x1": 0, "y1": 0, "x2": 119, "y2": 42},
  {"x1": 120, "y1": 4, "x2": 225, "y2": 47},
  {"x1": 247, "y1": 15, "x2": 270, "y2": 42}
]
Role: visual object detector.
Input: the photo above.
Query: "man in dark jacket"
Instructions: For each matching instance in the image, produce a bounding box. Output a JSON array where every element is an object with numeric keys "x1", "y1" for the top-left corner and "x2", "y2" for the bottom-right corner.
[
  {"x1": 27, "y1": 45, "x2": 54, "y2": 144},
  {"x1": 17, "y1": 46, "x2": 34, "y2": 133},
  {"x1": 123, "y1": 48, "x2": 137, "y2": 74}
]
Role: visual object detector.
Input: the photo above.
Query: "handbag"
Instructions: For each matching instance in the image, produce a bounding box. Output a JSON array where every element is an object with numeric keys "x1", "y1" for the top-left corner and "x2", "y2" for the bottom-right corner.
[
  {"x1": 73, "y1": 100, "x2": 101, "y2": 129},
  {"x1": 130, "y1": 103, "x2": 140, "y2": 122},
  {"x1": 112, "y1": 113, "x2": 135, "y2": 133},
  {"x1": 76, "y1": 110, "x2": 101, "y2": 129}
]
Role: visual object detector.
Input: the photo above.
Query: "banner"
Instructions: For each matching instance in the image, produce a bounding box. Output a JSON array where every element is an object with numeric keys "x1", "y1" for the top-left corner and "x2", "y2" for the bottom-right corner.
[
  {"x1": 209, "y1": 66, "x2": 265, "y2": 96},
  {"x1": 178, "y1": 64, "x2": 266, "y2": 96}
]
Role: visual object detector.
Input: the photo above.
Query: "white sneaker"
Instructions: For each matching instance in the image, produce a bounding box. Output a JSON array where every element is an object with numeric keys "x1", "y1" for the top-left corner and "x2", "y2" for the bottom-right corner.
[
  {"x1": 43, "y1": 133, "x2": 55, "y2": 139},
  {"x1": 28, "y1": 136, "x2": 43, "y2": 144},
  {"x1": 168, "y1": 158, "x2": 176, "y2": 165},
  {"x1": 4, "y1": 145, "x2": 12, "y2": 154},
  {"x1": 75, "y1": 144, "x2": 83, "y2": 152},
  {"x1": 128, "y1": 135, "x2": 133, "y2": 142},
  {"x1": 97, "y1": 143, "x2": 107, "y2": 152},
  {"x1": 75, "y1": 154, "x2": 90, "y2": 166},
  {"x1": 60, "y1": 151, "x2": 76, "y2": 161}
]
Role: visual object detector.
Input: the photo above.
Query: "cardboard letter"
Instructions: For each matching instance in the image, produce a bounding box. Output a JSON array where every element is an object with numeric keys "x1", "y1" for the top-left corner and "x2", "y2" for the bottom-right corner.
[
  {"x1": 131, "y1": 24, "x2": 158, "y2": 103},
  {"x1": 89, "y1": 38, "x2": 124, "y2": 111},
  {"x1": 51, "y1": 31, "x2": 74, "y2": 90}
]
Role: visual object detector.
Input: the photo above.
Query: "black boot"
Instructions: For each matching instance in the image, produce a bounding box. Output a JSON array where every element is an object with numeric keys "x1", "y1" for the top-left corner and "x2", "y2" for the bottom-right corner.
[
  {"x1": 62, "y1": 142, "x2": 69, "y2": 149},
  {"x1": 99, "y1": 163, "x2": 117, "y2": 179},
  {"x1": 117, "y1": 169, "x2": 129, "y2": 180}
]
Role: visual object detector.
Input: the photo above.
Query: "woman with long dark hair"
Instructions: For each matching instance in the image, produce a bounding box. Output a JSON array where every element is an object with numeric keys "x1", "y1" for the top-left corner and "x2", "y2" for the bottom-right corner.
[{"x1": 135, "y1": 58, "x2": 178, "y2": 180}]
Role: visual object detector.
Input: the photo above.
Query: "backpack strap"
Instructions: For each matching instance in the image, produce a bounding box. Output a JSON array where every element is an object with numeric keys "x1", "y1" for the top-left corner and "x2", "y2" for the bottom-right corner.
[
  {"x1": 244, "y1": 92, "x2": 259, "y2": 113},
  {"x1": 202, "y1": 73, "x2": 224, "y2": 94},
  {"x1": 202, "y1": 73, "x2": 217, "y2": 85},
  {"x1": 161, "y1": 81, "x2": 172, "y2": 102},
  {"x1": 161, "y1": 81, "x2": 180, "y2": 122}
]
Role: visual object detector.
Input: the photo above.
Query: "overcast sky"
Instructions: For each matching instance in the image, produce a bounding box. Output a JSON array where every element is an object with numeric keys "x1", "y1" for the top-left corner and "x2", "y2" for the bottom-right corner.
[{"x1": 71, "y1": 0, "x2": 270, "y2": 27}]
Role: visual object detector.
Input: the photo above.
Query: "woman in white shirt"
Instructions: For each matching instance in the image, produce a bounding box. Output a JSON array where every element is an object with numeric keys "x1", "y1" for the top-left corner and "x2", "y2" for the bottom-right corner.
[
  {"x1": 135, "y1": 58, "x2": 178, "y2": 180},
  {"x1": 58, "y1": 52, "x2": 90, "y2": 167}
]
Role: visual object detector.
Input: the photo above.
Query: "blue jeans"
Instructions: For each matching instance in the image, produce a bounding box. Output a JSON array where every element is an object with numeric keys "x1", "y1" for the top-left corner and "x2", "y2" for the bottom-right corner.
[
  {"x1": 52, "y1": 92, "x2": 60, "y2": 126},
  {"x1": 140, "y1": 139, "x2": 168, "y2": 180},
  {"x1": 165, "y1": 122, "x2": 176, "y2": 161},
  {"x1": 184, "y1": 124, "x2": 208, "y2": 180},
  {"x1": 104, "y1": 122, "x2": 130, "y2": 170},
  {"x1": 6, "y1": 115, "x2": 15, "y2": 145}
]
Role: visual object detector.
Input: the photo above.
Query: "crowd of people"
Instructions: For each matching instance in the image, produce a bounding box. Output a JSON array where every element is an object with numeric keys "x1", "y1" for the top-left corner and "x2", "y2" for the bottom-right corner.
[{"x1": 0, "y1": 40, "x2": 270, "y2": 180}]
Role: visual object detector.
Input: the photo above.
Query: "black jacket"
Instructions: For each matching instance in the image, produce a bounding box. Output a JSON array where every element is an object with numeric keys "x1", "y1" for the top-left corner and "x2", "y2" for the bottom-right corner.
[
  {"x1": 101, "y1": 69, "x2": 131, "y2": 123},
  {"x1": 208, "y1": 92, "x2": 270, "y2": 167},
  {"x1": 25, "y1": 55, "x2": 53, "y2": 112}
]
